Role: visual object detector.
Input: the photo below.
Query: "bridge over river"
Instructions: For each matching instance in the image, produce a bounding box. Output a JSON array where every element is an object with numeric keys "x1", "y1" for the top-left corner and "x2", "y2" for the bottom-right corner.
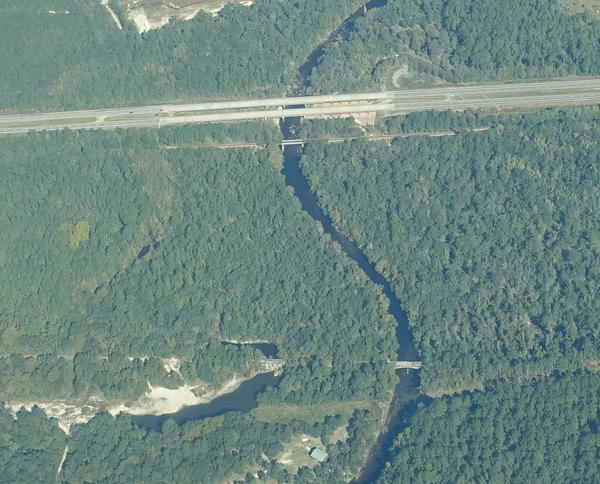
[
  {"x1": 2, "y1": 78, "x2": 600, "y2": 135},
  {"x1": 258, "y1": 359, "x2": 422, "y2": 370}
]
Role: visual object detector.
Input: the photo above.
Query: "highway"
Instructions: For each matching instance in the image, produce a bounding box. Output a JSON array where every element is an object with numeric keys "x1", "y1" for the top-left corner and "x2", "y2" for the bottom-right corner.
[{"x1": 1, "y1": 78, "x2": 600, "y2": 134}]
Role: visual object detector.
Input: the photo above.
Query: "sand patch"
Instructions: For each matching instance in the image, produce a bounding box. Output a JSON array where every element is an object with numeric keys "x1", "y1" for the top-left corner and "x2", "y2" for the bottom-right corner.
[
  {"x1": 108, "y1": 372, "x2": 261, "y2": 416},
  {"x1": 162, "y1": 357, "x2": 183, "y2": 376},
  {"x1": 5, "y1": 399, "x2": 101, "y2": 434},
  {"x1": 57, "y1": 446, "x2": 69, "y2": 475},
  {"x1": 560, "y1": 0, "x2": 600, "y2": 16},
  {"x1": 119, "y1": 0, "x2": 252, "y2": 33},
  {"x1": 108, "y1": 383, "x2": 203, "y2": 416},
  {"x1": 330, "y1": 423, "x2": 349, "y2": 443},
  {"x1": 4, "y1": 371, "x2": 263, "y2": 432}
]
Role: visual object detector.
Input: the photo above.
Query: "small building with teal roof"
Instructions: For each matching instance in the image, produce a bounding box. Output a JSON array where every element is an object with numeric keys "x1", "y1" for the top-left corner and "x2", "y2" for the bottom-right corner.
[{"x1": 309, "y1": 447, "x2": 328, "y2": 463}]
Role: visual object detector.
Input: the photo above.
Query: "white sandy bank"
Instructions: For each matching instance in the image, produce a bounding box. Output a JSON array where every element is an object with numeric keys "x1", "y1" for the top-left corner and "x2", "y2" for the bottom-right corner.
[{"x1": 108, "y1": 373, "x2": 254, "y2": 416}]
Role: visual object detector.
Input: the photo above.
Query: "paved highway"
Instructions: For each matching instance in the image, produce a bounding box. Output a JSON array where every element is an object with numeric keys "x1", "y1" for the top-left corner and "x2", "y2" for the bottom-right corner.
[{"x1": 1, "y1": 78, "x2": 600, "y2": 134}]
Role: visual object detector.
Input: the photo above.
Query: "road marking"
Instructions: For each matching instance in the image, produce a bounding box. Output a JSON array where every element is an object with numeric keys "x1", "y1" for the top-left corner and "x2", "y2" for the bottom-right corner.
[{"x1": 1, "y1": 79, "x2": 600, "y2": 134}]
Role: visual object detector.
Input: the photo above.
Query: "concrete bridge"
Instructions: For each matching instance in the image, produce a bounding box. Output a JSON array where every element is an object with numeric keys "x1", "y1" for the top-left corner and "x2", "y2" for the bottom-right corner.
[
  {"x1": 280, "y1": 139, "x2": 306, "y2": 148},
  {"x1": 257, "y1": 359, "x2": 287, "y2": 370},
  {"x1": 2, "y1": 78, "x2": 600, "y2": 135},
  {"x1": 391, "y1": 361, "x2": 423, "y2": 370},
  {"x1": 257, "y1": 358, "x2": 422, "y2": 370}
]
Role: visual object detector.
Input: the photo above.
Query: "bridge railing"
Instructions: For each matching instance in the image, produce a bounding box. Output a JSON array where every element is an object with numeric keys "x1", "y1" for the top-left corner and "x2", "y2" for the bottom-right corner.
[{"x1": 257, "y1": 358, "x2": 422, "y2": 369}]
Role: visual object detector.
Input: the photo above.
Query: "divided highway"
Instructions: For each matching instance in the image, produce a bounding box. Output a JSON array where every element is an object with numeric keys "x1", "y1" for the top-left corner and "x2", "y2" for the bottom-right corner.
[{"x1": 1, "y1": 78, "x2": 600, "y2": 134}]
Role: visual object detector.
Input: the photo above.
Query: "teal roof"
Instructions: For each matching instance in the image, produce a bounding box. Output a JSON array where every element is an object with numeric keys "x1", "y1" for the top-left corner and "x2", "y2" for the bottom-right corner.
[{"x1": 309, "y1": 447, "x2": 328, "y2": 462}]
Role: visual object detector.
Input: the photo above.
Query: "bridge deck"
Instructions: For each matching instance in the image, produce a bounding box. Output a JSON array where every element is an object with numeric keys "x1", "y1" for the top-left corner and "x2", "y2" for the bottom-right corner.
[
  {"x1": 257, "y1": 359, "x2": 422, "y2": 369},
  {"x1": 391, "y1": 361, "x2": 423, "y2": 369}
]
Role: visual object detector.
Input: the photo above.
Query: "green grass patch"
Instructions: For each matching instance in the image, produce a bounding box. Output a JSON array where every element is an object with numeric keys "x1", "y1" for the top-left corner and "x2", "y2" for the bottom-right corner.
[
  {"x1": 276, "y1": 434, "x2": 322, "y2": 473},
  {"x1": 329, "y1": 424, "x2": 349, "y2": 443}
]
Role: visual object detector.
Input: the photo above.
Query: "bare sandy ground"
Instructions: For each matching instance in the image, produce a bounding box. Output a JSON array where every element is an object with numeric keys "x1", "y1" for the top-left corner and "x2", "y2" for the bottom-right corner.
[
  {"x1": 4, "y1": 400, "x2": 101, "y2": 434},
  {"x1": 108, "y1": 372, "x2": 261, "y2": 416},
  {"x1": 5, "y1": 369, "x2": 264, "y2": 432},
  {"x1": 162, "y1": 356, "x2": 183, "y2": 376},
  {"x1": 123, "y1": 0, "x2": 253, "y2": 33},
  {"x1": 57, "y1": 446, "x2": 69, "y2": 475}
]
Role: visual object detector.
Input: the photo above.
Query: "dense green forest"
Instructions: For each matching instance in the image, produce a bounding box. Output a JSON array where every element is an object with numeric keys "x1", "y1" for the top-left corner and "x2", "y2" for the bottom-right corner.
[
  {"x1": 61, "y1": 409, "x2": 384, "y2": 483},
  {"x1": 0, "y1": 0, "x2": 365, "y2": 111},
  {"x1": 4, "y1": 370, "x2": 598, "y2": 483},
  {"x1": 0, "y1": 406, "x2": 66, "y2": 483},
  {"x1": 1, "y1": 0, "x2": 599, "y2": 481},
  {"x1": 1, "y1": 403, "x2": 381, "y2": 483},
  {"x1": 309, "y1": 0, "x2": 600, "y2": 92},
  {"x1": 0, "y1": 123, "x2": 397, "y2": 404},
  {"x1": 378, "y1": 372, "x2": 600, "y2": 483},
  {"x1": 301, "y1": 106, "x2": 600, "y2": 393}
]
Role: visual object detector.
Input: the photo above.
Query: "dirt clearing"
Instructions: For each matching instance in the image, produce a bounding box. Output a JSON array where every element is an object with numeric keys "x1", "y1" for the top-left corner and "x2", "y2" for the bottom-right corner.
[
  {"x1": 114, "y1": 0, "x2": 252, "y2": 33},
  {"x1": 560, "y1": 0, "x2": 600, "y2": 16}
]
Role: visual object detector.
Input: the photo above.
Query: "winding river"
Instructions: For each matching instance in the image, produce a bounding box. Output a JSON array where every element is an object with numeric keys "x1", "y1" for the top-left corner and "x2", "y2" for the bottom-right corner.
[
  {"x1": 135, "y1": 1, "x2": 417, "y2": 479},
  {"x1": 281, "y1": 0, "x2": 421, "y2": 480},
  {"x1": 295, "y1": 0, "x2": 388, "y2": 94},
  {"x1": 279, "y1": 114, "x2": 419, "y2": 483}
]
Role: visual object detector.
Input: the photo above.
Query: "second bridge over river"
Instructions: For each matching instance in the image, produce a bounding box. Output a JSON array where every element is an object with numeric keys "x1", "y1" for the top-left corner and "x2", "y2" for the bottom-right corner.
[{"x1": 258, "y1": 359, "x2": 423, "y2": 370}]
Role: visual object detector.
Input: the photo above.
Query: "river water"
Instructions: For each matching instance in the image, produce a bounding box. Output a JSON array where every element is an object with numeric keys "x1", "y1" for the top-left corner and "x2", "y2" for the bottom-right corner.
[
  {"x1": 295, "y1": 0, "x2": 388, "y2": 94},
  {"x1": 133, "y1": 340, "x2": 281, "y2": 430},
  {"x1": 133, "y1": 371, "x2": 282, "y2": 430},
  {"x1": 222, "y1": 341, "x2": 279, "y2": 359},
  {"x1": 280, "y1": 0, "x2": 422, "y2": 480},
  {"x1": 280, "y1": 116, "x2": 419, "y2": 482},
  {"x1": 135, "y1": 1, "x2": 417, "y2": 479}
]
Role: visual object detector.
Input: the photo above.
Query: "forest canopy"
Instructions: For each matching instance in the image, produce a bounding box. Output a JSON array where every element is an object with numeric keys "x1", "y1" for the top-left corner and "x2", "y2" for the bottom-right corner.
[
  {"x1": 1, "y1": 0, "x2": 599, "y2": 481},
  {"x1": 301, "y1": 106, "x2": 600, "y2": 393},
  {"x1": 378, "y1": 372, "x2": 600, "y2": 483},
  {"x1": 0, "y1": 123, "x2": 397, "y2": 404},
  {"x1": 0, "y1": 0, "x2": 364, "y2": 111},
  {"x1": 309, "y1": 0, "x2": 600, "y2": 92}
]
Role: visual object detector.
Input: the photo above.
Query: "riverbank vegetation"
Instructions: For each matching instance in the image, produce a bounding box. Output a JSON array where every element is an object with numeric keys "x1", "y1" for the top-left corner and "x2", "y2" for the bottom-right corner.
[
  {"x1": 2, "y1": 404, "x2": 381, "y2": 483},
  {"x1": 61, "y1": 412, "x2": 297, "y2": 483},
  {"x1": 309, "y1": 0, "x2": 600, "y2": 92},
  {"x1": 0, "y1": 123, "x2": 397, "y2": 406},
  {"x1": 301, "y1": 106, "x2": 600, "y2": 394},
  {"x1": 0, "y1": 406, "x2": 66, "y2": 482},
  {"x1": 0, "y1": 121, "x2": 404, "y2": 481},
  {"x1": 0, "y1": 0, "x2": 365, "y2": 111},
  {"x1": 2, "y1": 0, "x2": 600, "y2": 480},
  {"x1": 377, "y1": 372, "x2": 600, "y2": 483},
  {"x1": 252, "y1": 400, "x2": 372, "y2": 424}
]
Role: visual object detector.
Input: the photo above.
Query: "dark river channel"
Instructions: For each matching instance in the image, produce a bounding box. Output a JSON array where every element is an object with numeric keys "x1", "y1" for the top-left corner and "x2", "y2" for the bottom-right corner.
[
  {"x1": 279, "y1": 117, "x2": 420, "y2": 483},
  {"x1": 132, "y1": 341, "x2": 280, "y2": 430},
  {"x1": 295, "y1": 0, "x2": 388, "y2": 93},
  {"x1": 136, "y1": 0, "x2": 418, "y2": 480},
  {"x1": 282, "y1": 0, "x2": 422, "y2": 480},
  {"x1": 222, "y1": 341, "x2": 279, "y2": 359}
]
